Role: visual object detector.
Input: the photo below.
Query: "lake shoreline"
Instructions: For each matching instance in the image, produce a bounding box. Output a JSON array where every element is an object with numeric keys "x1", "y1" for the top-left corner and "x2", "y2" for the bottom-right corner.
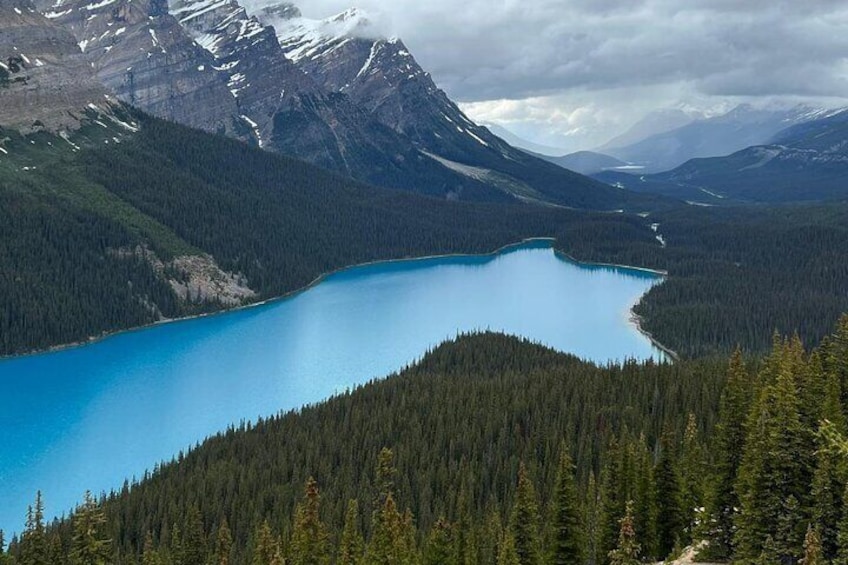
[{"x1": 1, "y1": 237, "x2": 673, "y2": 362}]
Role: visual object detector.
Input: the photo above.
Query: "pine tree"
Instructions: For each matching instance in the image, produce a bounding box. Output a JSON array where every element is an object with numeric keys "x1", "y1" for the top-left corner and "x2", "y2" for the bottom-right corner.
[
  {"x1": 480, "y1": 505, "x2": 503, "y2": 565},
  {"x1": 70, "y1": 491, "x2": 112, "y2": 565},
  {"x1": 654, "y1": 433, "x2": 685, "y2": 560},
  {"x1": 608, "y1": 500, "x2": 640, "y2": 565},
  {"x1": 365, "y1": 494, "x2": 416, "y2": 565},
  {"x1": 424, "y1": 517, "x2": 455, "y2": 565},
  {"x1": 453, "y1": 480, "x2": 477, "y2": 565},
  {"x1": 19, "y1": 492, "x2": 47, "y2": 565},
  {"x1": 584, "y1": 471, "x2": 602, "y2": 565},
  {"x1": 180, "y1": 506, "x2": 207, "y2": 565},
  {"x1": 836, "y1": 482, "x2": 848, "y2": 565},
  {"x1": 142, "y1": 532, "x2": 163, "y2": 565},
  {"x1": 703, "y1": 348, "x2": 751, "y2": 560},
  {"x1": 252, "y1": 521, "x2": 282, "y2": 565},
  {"x1": 548, "y1": 449, "x2": 585, "y2": 564},
  {"x1": 802, "y1": 525, "x2": 825, "y2": 565},
  {"x1": 497, "y1": 532, "x2": 520, "y2": 565},
  {"x1": 811, "y1": 440, "x2": 844, "y2": 560},
  {"x1": 214, "y1": 519, "x2": 233, "y2": 565},
  {"x1": 289, "y1": 477, "x2": 331, "y2": 565},
  {"x1": 510, "y1": 463, "x2": 541, "y2": 565},
  {"x1": 734, "y1": 342, "x2": 807, "y2": 563},
  {"x1": 338, "y1": 500, "x2": 364, "y2": 565},
  {"x1": 679, "y1": 413, "x2": 704, "y2": 543}
]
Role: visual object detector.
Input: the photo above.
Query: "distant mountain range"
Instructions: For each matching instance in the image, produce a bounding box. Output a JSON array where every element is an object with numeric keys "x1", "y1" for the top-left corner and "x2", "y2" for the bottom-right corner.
[
  {"x1": 481, "y1": 124, "x2": 571, "y2": 156},
  {"x1": 593, "y1": 109, "x2": 848, "y2": 204},
  {"x1": 21, "y1": 0, "x2": 651, "y2": 211},
  {"x1": 529, "y1": 150, "x2": 631, "y2": 176},
  {"x1": 601, "y1": 104, "x2": 841, "y2": 173}
]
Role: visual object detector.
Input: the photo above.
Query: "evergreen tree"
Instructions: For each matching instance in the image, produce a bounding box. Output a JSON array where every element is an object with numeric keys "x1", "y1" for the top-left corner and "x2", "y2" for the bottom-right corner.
[
  {"x1": 836, "y1": 482, "x2": 848, "y2": 565},
  {"x1": 735, "y1": 342, "x2": 807, "y2": 563},
  {"x1": 583, "y1": 472, "x2": 602, "y2": 565},
  {"x1": 802, "y1": 525, "x2": 825, "y2": 565},
  {"x1": 608, "y1": 501, "x2": 640, "y2": 565},
  {"x1": 548, "y1": 449, "x2": 584, "y2": 564},
  {"x1": 679, "y1": 413, "x2": 704, "y2": 543},
  {"x1": 215, "y1": 519, "x2": 233, "y2": 565},
  {"x1": 19, "y1": 492, "x2": 47, "y2": 565},
  {"x1": 180, "y1": 506, "x2": 207, "y2": 565},
  {"x1": 497, "y1": 532, "x2": 520, "y2": 565},
  {"x1": 70, "y1": 491, "x2": 112, "y2": 565},
  {"x1": 703, "y1": 348, "x2": 751, "y2": 560},
  {"x1": 424, "y1": 517, "x2": 455, "y2": 565},
  {"x1": 289, "y1": 477, "x2": 331, "y2": 565},
  {"x1": 811, "y1": 440, "x2": 844, "y2": 560},
  {"x1": 252, "y1": 521, "x2": 282, "y2": 565},
  {"x1": 453, "y1": 480, "x2": 477, "y2": 565},
  {"x1": 365, "y1": 494, "x2": 416, "y2": 565},
  {"x1": 510, "y1": 463, "x2": 541, "y2": 565},
  {"x1": 654, "y1": 433, "x2": 685, "y2": 560},
  {"x1": 338, "y1": 500, "x2": 364, "y2": 565},
  {"x1": 479, "y1": 506, "x2": 503, "y2": 565},
  {"x1": 142, "y1": 532, "x2": 163, "y2": 565}
]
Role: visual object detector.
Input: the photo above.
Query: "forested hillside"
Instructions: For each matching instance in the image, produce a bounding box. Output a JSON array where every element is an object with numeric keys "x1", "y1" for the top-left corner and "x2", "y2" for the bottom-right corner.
[
  {"x1": 0, "y1": 111, "x2": 596, "y2": 356},
  {"x1": 4, "y1": 108, "x2": 848, "y2": 362},
  {"x1": 5, "y1": 316, "x2": 848, "y2": 564},
  {"x1": 559, "y1": 205, "x2": 848, "y2": 357}
]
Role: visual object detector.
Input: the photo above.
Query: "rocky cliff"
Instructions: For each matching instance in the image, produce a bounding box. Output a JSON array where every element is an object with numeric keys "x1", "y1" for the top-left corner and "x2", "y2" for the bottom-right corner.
[
  {"x1": 42, "y1": 0, "x2": 246, "y2": 137},
  {"x1": 0, "y1": 0, "x2": 110, "y2": 132}
]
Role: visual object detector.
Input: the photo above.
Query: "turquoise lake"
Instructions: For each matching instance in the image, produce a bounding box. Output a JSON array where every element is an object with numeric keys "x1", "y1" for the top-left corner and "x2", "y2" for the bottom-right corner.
[{"x1": 0, "y1": 240, "x2": 664, "y2": 533}]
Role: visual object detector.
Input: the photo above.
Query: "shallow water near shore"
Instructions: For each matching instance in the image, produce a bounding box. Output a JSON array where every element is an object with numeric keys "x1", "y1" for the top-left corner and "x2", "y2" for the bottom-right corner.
[{"x1": 0, "y1": 240, "x2": 664, "y2": 533}]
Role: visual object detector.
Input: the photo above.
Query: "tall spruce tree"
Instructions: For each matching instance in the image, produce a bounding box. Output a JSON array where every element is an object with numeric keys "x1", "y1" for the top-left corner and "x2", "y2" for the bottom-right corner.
[
  {"x1": 802, "y1": 525, "x2": 825, "y2": 565},
  {"x1": 19, "y1": 492, "x2": 47, "y2": 565},
  {"x1": 338, "y1": 500, "x2": 365, "y2": 565},
  {"x1": 214, "y1": 519, "x2": 233, "y2": 565},
  {"x1": 424, "y1": 517, "x2": 455, "y2": 565},
  {"x1": 608, "y1": 500, "x2": 640, "y2": 565},
  {"x1": 510, "y1": 463, "x2": 541, "y2": 565},
  {"x1": 252, "y1": 521, "x2": 282, "y2": 565},
  {"x1": 70, "y1": 491, "x2": 112, "y2": 565},
  {"x1": 654, "y1": 433, "x2": 685, "y2": 560},
  {"x1": 703, "y1": 348, "x2": 752, "y2": 560},
  {"x1": 289, "y1": 477, "x2": 331, "y2": 565},
  {"x1": 735, "y1": 341, "x2": 807, "y2": 563},
  {"x1": 548, "y1": 449, "x2": 585, "y2": 564}
]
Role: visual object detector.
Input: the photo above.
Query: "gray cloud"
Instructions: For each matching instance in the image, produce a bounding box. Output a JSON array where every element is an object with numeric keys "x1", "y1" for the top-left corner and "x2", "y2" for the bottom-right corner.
[{"x1": 247, "y1": 0, "x2": 848, "y2": 151}]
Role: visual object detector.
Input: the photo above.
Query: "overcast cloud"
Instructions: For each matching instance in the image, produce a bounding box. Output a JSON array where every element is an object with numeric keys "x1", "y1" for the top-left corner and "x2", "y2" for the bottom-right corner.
[{"x1": 255, "y1": 0, "x2": 848, "y2": 152}]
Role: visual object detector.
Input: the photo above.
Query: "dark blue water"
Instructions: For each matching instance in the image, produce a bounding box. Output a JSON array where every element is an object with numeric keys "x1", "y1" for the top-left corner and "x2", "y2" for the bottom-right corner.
[{"x1": 0, "y1": 240, "x2": 664, "y2": 533}]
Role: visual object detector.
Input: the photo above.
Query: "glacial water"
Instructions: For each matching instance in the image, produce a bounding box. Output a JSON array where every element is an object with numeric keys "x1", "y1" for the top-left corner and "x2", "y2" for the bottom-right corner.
[{"x1": 0, "y1": 240, "x2": 664, "y2": 532}]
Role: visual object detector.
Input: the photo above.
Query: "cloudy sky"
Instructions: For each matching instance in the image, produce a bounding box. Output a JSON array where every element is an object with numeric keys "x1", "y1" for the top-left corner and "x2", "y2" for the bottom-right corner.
[{"x1": 277, "y1": 0, "x2": 848, "y2": 152}]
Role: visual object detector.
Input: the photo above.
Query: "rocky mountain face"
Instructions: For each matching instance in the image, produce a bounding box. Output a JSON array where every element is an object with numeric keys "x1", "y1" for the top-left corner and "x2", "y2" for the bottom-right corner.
[
  {"x1": 0, "y1": 0, "x2": 110, "y2": 132},
  {"x1": 264, "y1": 4, "x2": 641, "y2": 209},
  {"x1": 23, "y1": 0, "x2": 655, "y2": 210},
  {"x1": 167, "y1": 0, "x2": 461, "y2": 195},
  {"x1": 40, "y1": 0, "x2": 247, "y2": 137}
]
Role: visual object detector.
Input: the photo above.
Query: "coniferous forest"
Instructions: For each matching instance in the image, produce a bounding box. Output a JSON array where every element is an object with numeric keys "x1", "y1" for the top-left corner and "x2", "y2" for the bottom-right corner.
[
  {"x1": 3, "y1": 315, "x2": 848, "y2": 564},
  {"x1": 3, "y1": 114, "x2": 848, "y2": 361}
]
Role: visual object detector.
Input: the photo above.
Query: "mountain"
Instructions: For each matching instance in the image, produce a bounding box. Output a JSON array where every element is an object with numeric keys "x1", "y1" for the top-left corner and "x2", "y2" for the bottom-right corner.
[
  {"x1": 648, "y1": 109, "x2": 848, "y2": 203},
  {"x1": 599, "y1": 107, "x2": 699, "y2": 152},
  {"x1": 0, "y1": 0, "x2": 111, "y2": 132},
  {"x1": 32, "y1": 0, "x2": 654, "y2": 210},
  {"x1": 259, "y1": 3, "x2": 650, "y2": 210},
  {"x1": 603, "y1": 104, "x2": 838, "y2": 173},
  {"x1": 534, "y1": 150, "x2": 630, "y2": 175},
  {"x1": 41, "y1": 0, "x2": 248, "y2": 137},
  {"x1": 481, "y1": 123, "x2": 570, "y2": 156}
]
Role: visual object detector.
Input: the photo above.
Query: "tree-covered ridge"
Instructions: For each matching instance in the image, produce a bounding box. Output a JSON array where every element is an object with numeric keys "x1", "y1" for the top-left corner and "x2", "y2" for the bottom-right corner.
[
  {"x1": 5, "y1": 316, "x2": 848, "y2": 563},
  {"x1": 559, "y1": 205, "x2": 848, "y2": 357},
  {"x1": 4, "y1": 106, "x2": 848, "y2": 362}
]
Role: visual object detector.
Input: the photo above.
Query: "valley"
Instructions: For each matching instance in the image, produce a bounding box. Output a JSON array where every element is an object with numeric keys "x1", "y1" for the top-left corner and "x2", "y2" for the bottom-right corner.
[{"x1": 2, "y1": 0, "x2": 848, "y2": 564}]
